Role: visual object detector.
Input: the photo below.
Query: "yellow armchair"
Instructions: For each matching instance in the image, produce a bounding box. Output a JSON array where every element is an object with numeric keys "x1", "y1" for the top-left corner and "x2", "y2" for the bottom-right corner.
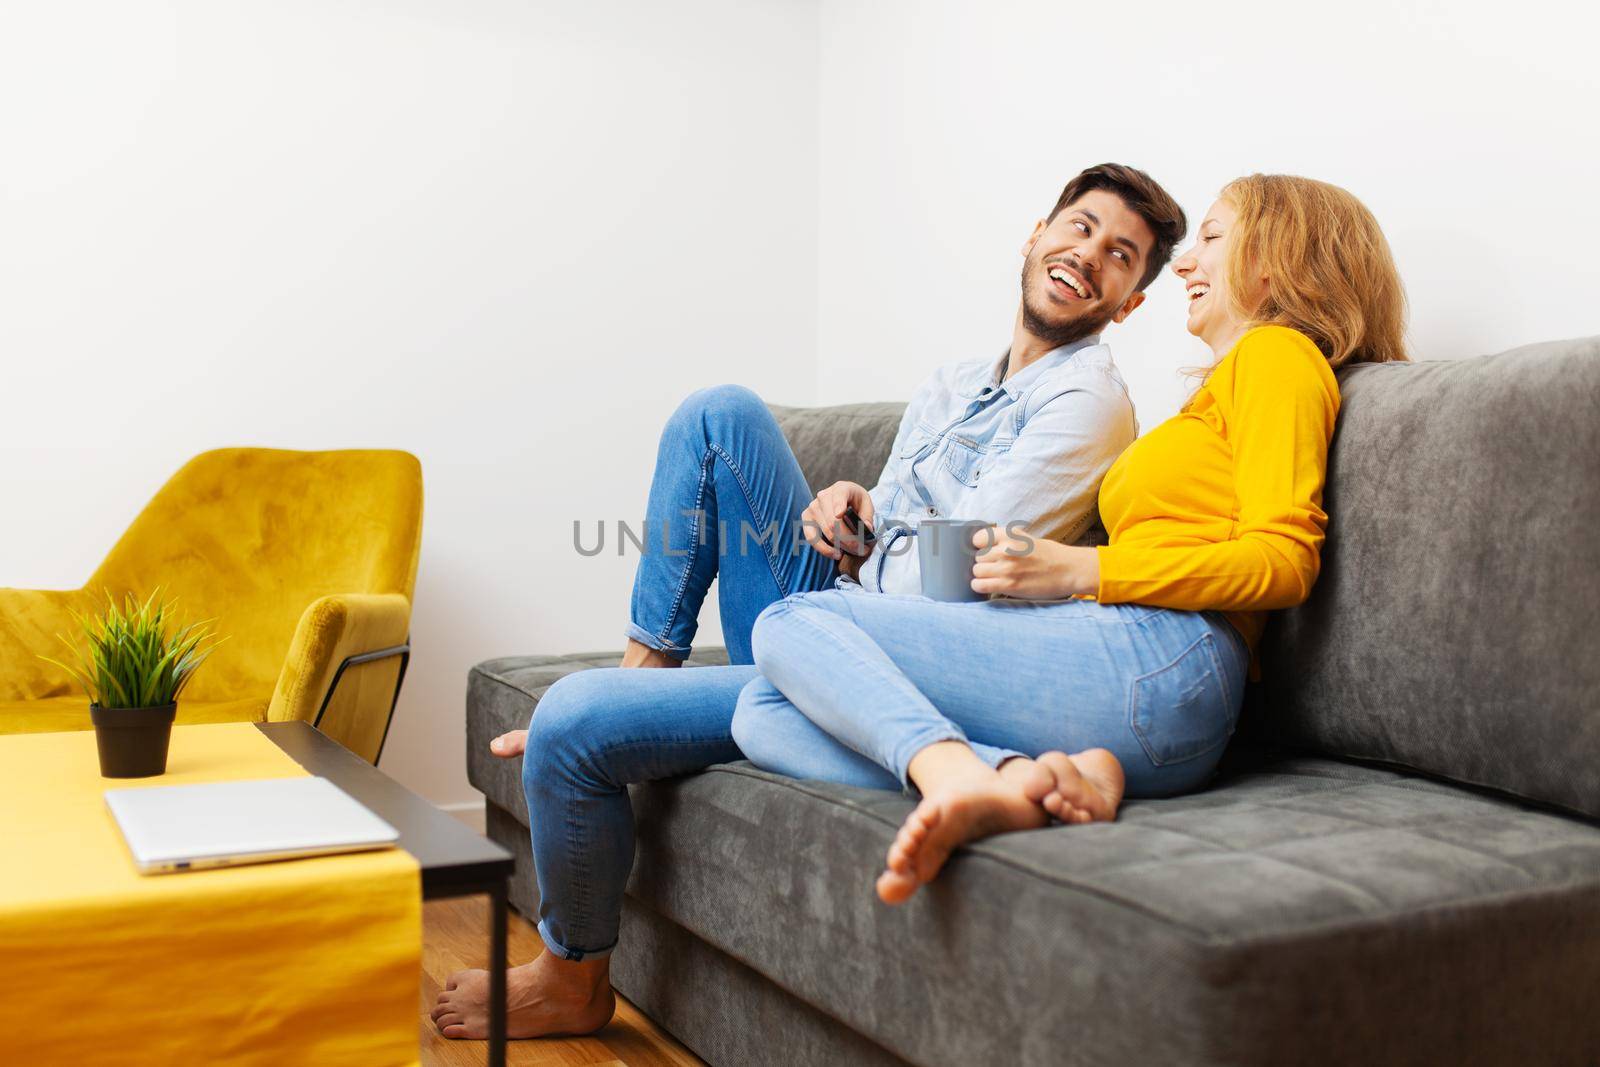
[{"x1": 0, "y1": 448, "x2": 423, "y2": 763}]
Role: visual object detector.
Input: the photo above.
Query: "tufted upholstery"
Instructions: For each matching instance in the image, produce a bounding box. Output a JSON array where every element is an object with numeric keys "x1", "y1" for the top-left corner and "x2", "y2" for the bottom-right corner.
[{"x1": 468, "y1": 358, "x2": 1600, "y2": 1065}]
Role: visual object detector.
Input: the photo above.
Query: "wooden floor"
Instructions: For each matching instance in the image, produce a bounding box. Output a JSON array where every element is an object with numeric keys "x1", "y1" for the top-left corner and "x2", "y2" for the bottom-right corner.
[{"x1": 419, "y1": 897, "x2": 705, "y2": 1067}]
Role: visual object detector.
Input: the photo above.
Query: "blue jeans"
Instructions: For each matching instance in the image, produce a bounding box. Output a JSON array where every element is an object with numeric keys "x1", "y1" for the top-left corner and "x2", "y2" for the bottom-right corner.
[
  {"x1": 623, "y1": 383, "x2": 841, "y2": 664},
  {"x1": 734, "y1": 590, "x2": 1250, "y2": 798},
  {"x1": 523, "y1": 387, "x2": 1250, "y2": 960},
  {"x1": 525, "y1": 384, "x2": 841, "y2": 960}
]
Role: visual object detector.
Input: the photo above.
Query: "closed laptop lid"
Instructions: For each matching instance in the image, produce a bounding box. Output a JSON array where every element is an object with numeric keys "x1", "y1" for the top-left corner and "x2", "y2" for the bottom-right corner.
[{"x1": 105, "y1": 776, "x2": 399, "y2": 869}]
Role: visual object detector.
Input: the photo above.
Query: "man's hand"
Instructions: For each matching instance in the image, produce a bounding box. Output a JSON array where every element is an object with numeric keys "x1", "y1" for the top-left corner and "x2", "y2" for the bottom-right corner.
[
  {"x1": 802, "y1": 481, "x2": 875, "y2": 561},
  {"x1": 837, "y1": 551, "x2": 866, "y2": 582},
  {"x1": 969, "y1": 524, "x2": 1099, "y2": 600}
]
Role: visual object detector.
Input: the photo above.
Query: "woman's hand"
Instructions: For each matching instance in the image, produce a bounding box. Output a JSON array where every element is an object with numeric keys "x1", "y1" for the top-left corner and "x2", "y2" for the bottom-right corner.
[{"x1": 969, "y1": 524, "x2": 1099, "y2": 600}]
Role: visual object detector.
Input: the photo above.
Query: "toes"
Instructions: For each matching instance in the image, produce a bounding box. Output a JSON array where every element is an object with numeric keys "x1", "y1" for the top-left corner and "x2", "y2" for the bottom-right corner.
[
  {"x1": 1043, "y1": 792, "x2": 1087, "y2": 822},
  {"x1": 1016, "y1": 760, "x2": 1059, "y2": 804},
  {"x1": 1036, "y1": 751, "x2": 1103, "y2": 815},
  {"x1": 876, "y1": 867, "x2": 918, "y2": 905},
  {"x1": 885, "y1": 800, "x2": 941, "y2": 889},
  {"x1": 1039, "y1": 749, "x2": 1125, "y2": 823},
  {"x1": 904, "y1": 801, "x2": 940, "y2": 844},
  {"x1": 1041, "y1": 791, "x2": 1067, "y2": 820},
  {"x1": 490, "y1": 731, "x2": 528, "y2": 758},
  {"x1": 914, "y1": 838, "x2": 954, "y2": 886},
  {"x1": 889, "y1": 812, "x2": 930, "y2": 873}
]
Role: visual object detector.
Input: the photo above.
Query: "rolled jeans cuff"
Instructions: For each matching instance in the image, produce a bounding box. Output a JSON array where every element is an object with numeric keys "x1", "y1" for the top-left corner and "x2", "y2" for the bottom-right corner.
[
  {"x1": 892, "y1": 731, "x2": 1026, "y2": 796},
  {"x1": 889, "y1": 726, "x2": 973, "y2": 791},
  {"x1": 622, "y1": 621, "x2": 690, "y2": 661},
  {"x1": 537, "y1": 918, "x2": 617, "y2": 963}
]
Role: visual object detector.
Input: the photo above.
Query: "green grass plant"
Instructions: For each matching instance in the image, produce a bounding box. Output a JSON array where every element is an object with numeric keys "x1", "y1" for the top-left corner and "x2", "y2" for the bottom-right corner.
[{"x1": 41, "y1": 590, "x2": 225, "y2": 710}]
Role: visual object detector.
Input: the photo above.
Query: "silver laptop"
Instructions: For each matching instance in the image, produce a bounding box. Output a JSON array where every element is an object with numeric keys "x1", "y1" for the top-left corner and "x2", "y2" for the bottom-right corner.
[{"x1": 105, "y1": 776, "x2": 400, "y2": 875}]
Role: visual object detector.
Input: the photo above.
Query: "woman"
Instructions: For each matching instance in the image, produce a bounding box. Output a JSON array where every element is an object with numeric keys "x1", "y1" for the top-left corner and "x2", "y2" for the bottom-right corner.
[
  {"x1": 430, "y1": 174, "x2": 1406, "y2": 1040},
  {"x1": 732, "y1": 173, "x2": 1408, "y2": 903}
]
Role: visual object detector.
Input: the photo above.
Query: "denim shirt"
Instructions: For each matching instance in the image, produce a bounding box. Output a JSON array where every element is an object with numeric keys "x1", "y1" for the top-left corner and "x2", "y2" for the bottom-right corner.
[{"x1": 843, "y1": 335, "x2": 1138, "y2": 597}]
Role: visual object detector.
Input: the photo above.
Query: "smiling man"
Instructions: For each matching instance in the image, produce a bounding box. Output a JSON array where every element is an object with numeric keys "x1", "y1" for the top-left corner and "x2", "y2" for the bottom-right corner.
[
  {"x1": 821, "y1": 162, "x2": 1189, "y2": 598},
  {"x1": 625, "y1": 162, "x2": 1190, "y2": 661}
]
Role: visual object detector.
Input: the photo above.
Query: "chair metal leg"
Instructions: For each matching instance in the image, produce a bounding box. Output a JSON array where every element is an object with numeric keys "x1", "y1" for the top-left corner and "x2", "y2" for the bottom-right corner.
[{"x1": 311, "y1": 640, "x2": 411, "y2": 763}]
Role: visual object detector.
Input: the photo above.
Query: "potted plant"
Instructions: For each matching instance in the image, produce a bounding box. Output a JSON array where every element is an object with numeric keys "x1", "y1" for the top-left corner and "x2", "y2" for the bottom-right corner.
[{"x1": 42, "y1": 591, "x2": 224, "y2": 778}]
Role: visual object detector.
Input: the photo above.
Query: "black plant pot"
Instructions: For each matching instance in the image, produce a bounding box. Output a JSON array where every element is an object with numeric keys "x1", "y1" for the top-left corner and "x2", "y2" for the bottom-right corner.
[{"x1": 90, "y1": 702, "x2": 177, "y2": 778}]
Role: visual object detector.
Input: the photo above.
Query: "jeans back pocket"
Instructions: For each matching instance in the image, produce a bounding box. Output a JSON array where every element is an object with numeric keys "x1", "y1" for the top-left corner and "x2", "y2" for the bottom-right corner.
[{"x1": 1128, "y1": 631, "x2": 1235, "y2": 767}]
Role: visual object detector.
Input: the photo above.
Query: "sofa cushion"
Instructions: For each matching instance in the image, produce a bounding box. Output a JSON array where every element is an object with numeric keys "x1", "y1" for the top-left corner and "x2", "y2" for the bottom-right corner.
[
  {"x1": 1257, "y1": 336, "x2": 1600, "y2": 819},
  {"x1": 468, "y1": 651, "x2": 1600, "y2": 1064},
  {"x1": 622, "y1": 751, "x2": 1600, "y2": 1066}
]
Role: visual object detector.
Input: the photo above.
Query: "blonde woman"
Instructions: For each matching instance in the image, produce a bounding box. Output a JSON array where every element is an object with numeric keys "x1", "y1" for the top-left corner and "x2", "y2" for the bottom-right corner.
[{"x1": 733, "y1": 174, "x2": 1409, "y2": 903}]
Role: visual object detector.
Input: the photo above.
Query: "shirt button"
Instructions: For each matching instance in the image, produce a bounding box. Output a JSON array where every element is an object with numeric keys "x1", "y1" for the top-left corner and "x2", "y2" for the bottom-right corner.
[{"x1": 927, "y1": 507, "x2": 937, "y2": 516}]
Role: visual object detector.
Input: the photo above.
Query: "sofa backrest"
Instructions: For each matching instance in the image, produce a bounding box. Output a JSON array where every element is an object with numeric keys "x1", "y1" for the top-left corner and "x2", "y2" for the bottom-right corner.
[
  {"x1": 767, "y1": 402, "x2": 906, "y2": 495},
  {"x1": 1255, "y1": 336, "x2": 1600, "y2": 819},
  {"x1": 768, "y1": 339, "x2": 1600, "y2": 820}
]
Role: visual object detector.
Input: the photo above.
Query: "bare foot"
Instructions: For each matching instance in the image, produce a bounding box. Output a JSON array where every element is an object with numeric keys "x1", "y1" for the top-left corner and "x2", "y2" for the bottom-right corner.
[
  {"x1": 489, "y1": 639, "x2": 682, "y2": 759},
  {"x1": 874, "y1": 757, "x2": 1050, "y2": 906},
  {"x1": 874, "y1": 750, "x2": 1124, "y2": 905},
  {"x1": 1024, "y1": 749, "x2": 1125, "y2": 827},
  {"x1": 619, "y1": 638, "x2": 682, "y2": 669},
  {"x1": 431, "y1": 952, "x2": 616, "y2": 1040},
  {"x1": 489, "y1": 730, "x2": 527, "y2": 758}
]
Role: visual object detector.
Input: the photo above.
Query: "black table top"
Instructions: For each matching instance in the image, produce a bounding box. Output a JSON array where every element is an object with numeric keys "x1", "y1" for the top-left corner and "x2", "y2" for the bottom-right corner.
[{"x1": 256, "y1": 721, "x2": 512, "y2": 897}]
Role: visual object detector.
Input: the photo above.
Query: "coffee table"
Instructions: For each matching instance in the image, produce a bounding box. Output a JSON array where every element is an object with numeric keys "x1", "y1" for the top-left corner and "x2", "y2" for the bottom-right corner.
[{"x1": 257, "y1": 721, "x2": 514, "y2": 1067}]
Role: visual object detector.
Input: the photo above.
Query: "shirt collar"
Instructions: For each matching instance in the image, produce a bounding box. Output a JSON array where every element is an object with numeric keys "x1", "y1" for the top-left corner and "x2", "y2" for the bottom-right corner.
[{"x1": 957, "y1": 334, "x2": 1103, "y2": 400}]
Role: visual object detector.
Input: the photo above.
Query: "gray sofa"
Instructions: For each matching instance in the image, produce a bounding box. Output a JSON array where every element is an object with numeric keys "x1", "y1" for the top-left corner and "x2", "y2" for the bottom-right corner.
[{"x1": 467, "y1": 337, "x2": 1600, "y2": 1066}]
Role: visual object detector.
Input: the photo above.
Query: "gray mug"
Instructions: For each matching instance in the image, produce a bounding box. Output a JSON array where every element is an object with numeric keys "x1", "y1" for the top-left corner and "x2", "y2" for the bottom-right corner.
[{"x1": 917, "y1": 519, "x2": 992, "y2": 602}]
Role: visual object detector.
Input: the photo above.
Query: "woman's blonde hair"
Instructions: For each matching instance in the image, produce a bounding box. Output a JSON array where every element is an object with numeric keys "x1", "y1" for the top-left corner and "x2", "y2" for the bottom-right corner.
[{"x1": 1220, "y1": 173, "x2": 1409, "y2": 368}]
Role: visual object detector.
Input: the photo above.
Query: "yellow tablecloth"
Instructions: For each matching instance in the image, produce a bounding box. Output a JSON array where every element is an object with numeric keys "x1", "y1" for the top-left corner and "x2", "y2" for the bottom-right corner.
[{"x1": 0, "y1": 723, "x2": 420, "y2": 1066}]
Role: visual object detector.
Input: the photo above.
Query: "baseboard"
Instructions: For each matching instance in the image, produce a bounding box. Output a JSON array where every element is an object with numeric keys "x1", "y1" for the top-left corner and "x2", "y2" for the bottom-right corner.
[{"x1": 440, "y1": 800, "x2": 486, "y2": 834}]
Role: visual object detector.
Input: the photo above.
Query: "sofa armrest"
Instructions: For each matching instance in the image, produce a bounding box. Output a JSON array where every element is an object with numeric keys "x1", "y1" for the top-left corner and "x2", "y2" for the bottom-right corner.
[
  {"x1": 267, "y1": 593, "x2": 412, "y2": 763},
  {"x1": 0, "y1": 588, "x2": 94, "y2": 701}
]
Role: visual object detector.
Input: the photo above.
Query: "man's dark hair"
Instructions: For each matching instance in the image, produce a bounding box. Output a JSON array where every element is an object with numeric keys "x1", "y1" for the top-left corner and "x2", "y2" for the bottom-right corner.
[{"x1": 1045, "y1": 163, "x2": 1187, "y2": 292}]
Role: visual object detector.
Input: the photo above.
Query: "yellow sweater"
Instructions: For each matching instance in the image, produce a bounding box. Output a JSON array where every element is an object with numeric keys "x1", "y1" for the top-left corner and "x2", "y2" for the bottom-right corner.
[{"x1": 1094, "y1": 324, "x2": 1341, "y2": 681}]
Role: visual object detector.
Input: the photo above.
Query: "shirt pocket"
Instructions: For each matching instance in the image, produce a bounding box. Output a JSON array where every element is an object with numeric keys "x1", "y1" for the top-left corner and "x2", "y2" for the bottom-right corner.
[{"x1": 941, "y1": 436, "x2": 985, "y2": 487}]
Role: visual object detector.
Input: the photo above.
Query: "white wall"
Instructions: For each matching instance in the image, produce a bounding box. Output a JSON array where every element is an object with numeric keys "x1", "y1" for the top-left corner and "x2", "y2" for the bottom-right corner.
[
  {"x1": 5, "y1": 0, "x2": 1596, "y2": 809},
  {"x1": 0, "y1": 0, "x2": 819, "y2": 805},
  {"x1": 816, "y1": 0, "x2": 1600, "y2": 426}
]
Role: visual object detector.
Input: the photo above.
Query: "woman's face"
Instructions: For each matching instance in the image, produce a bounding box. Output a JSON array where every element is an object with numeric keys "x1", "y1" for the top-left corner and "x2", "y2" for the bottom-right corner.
[{"x1": 1171, "y1": 198, "x2": 1252, "y2": 352}]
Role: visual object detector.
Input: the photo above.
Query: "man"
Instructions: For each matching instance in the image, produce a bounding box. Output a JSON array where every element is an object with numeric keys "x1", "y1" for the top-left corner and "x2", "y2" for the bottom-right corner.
[
  {"x1": 600, "y1": 161, "x2": 1185, "y2": 674},
  {"x1": 434, "y1": 163, "x2": 1186, "y2": 1041},
  {"x1": 820, "y1": 163, "x2": 1185, "y2": 598}
]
